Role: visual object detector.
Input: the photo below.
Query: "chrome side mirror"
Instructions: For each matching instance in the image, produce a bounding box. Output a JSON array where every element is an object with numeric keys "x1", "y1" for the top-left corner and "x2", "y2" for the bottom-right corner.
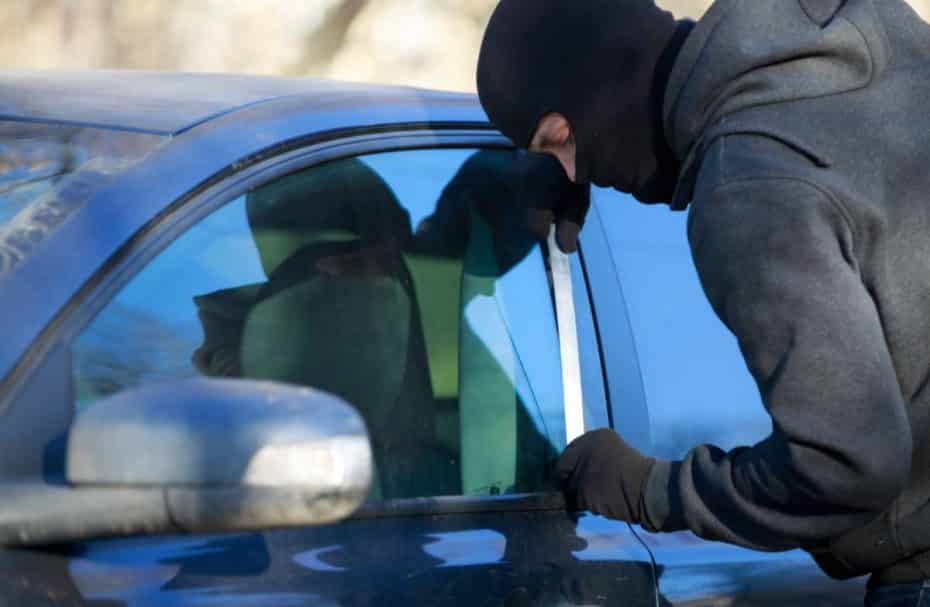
[{"x1": 0, "y1": 378, "x2": 372, "y2": 545}]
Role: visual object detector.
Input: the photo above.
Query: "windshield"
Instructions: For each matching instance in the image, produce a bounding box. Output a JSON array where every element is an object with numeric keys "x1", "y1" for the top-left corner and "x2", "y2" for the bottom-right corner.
[{"x1": 0, "y1": 121, "x2": 166, "y2": 274}]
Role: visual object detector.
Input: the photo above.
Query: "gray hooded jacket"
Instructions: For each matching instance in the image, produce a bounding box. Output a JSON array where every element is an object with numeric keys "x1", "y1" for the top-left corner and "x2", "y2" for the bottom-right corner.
[{"x1": 642, "y1": 0, "x2": 930, "y2": 585}]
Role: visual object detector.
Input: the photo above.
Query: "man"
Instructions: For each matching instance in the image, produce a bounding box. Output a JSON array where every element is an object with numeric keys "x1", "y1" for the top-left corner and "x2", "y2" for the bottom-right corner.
[{"x1": 476, "y1": 0, "x2": 930, "y2": 604}]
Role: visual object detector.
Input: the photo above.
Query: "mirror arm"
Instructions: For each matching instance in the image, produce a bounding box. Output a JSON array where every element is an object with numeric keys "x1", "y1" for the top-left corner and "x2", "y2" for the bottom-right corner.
[
  {"x1": 0, "y1": 483, "x2": 171, "y2": 546},
  {"x1": 0, "y1": 482, "x2": 367, "y2": 547},
  {"x1": 166, "y1": 485, "x2": 367, "y2": 534}
]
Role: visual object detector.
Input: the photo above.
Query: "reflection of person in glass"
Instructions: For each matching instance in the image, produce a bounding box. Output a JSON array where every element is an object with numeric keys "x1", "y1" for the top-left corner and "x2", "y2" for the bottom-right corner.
[
  {"x1": 415, "y1": 149, "x2": 585, "y2": 495},
  {"x1": 192, "y1": 158, "x2": 441, "y2": 498},
  {"x1": 427, "y1": 151, "x2": 652, "y2": 606},
  {"x1": 191, "y1": 152, "x2": 585, "y2": 499}
]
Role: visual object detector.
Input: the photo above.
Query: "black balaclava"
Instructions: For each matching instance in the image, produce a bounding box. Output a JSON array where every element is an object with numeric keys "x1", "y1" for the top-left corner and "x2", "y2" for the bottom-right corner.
[{"x1": 477, "y1": 0, "x2": 692, "y2": 204}]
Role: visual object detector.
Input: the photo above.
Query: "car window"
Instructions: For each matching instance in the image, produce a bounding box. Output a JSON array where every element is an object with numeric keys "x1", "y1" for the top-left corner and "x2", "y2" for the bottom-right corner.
[
  {"x1": 72, "y1": 148, "x2": 567, "y2": 501},
  {"x1": 591, "y1": 187, "x2": 771, "y2": 460}
]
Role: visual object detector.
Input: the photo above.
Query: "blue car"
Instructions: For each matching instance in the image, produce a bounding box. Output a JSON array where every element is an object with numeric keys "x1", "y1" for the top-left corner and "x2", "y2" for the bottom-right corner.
[{"x1": 0, "y1": 71, "x2": 868, "y2": 605}]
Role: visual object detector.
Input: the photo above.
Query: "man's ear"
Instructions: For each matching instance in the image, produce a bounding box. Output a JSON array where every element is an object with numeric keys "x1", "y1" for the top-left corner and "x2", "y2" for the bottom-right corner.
[
  {"x1": 551, "y1": 114, "x2": 572, "y2": 146},
  {"x1": 532, "y1": 113, "x2": 572, "y2": 150}
]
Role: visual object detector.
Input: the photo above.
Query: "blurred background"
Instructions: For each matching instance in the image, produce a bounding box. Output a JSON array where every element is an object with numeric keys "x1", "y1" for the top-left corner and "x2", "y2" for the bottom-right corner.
[{"x1": 3, "y1": 0, "x2": 929, "y2": 93}]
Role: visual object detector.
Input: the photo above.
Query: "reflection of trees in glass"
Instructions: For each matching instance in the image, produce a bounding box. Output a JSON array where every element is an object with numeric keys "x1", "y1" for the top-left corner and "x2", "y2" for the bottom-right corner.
[
  {"x1": 73, "y1": 303, "x2": 200, "y2": 409},
  {"x1": 0, "y1": 122, "x2": 164, "y2": 273}
]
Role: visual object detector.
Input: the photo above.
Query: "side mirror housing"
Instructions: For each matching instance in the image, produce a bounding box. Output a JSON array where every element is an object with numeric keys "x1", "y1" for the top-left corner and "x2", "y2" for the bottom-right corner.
[{"x1": 0, "y1": 378, "x2": 372, "y2": 545}]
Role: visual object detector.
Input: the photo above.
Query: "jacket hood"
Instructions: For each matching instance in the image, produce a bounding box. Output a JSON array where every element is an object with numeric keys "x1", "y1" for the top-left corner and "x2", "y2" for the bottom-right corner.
[{"x1": 663, "y1": 0, "x2": 889, "y2": 207}]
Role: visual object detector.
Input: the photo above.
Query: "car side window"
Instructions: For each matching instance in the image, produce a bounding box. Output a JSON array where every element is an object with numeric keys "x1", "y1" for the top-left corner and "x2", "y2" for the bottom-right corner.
[
  {"x1": 72, "y1": 148, "x2": 567, "y2": 501},
  {"x1": 590, "y1": 187, "x2": 771, "y2": 460}
]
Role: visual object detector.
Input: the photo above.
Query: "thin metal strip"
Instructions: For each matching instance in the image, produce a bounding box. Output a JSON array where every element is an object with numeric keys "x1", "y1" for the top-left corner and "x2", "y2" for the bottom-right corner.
[{"x1": 548, "y1": 227, "x2": 585, "y2": 444}]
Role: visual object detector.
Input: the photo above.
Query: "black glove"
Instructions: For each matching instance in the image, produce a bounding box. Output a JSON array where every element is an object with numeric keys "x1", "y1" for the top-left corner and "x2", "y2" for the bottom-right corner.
[
  {"x1": 515, "y1": 152, "x2": 590, "y2": 253},
  {"x1": 557, "y1": 428, "x2": 656, "y2": 523}
]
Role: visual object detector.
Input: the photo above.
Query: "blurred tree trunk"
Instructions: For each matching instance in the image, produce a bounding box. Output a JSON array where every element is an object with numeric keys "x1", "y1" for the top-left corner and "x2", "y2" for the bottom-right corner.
[
  {"x1": 2, "y1": 0, "x2": 930, "y2": 88},
  {"x1": 290, "y1": 0, "x2": 370, "y2": 75},
  {"x1": 57, "y1": 0, "x2": 115, "y2": 68}
]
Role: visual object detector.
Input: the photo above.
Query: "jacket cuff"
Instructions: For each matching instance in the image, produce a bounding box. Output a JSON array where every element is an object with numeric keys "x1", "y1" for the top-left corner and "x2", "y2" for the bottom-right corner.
[{"x1": 641, "y1": 460, "x2": 687, "y2": 532}]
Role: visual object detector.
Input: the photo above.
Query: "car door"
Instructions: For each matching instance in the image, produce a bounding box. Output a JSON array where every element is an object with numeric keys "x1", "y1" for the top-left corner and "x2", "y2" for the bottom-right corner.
[
  {"x1": 39, "y1": 135, "x2": 658, "y2": 606},
  {"x1": 579, "y1": 186, "x2": 869, "y2": 606}
]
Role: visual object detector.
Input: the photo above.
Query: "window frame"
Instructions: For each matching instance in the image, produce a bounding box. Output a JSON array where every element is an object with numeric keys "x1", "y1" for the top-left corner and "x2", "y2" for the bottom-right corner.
[
  {"x1": 60, "y1": 130, "x2": 512, "y2": 340},
  {"x1": 12, "y1": 128, "x2": 599, "y2": 516},
  {"x1": 576, "y1": 198, "x2": 652, "y2": 451}
]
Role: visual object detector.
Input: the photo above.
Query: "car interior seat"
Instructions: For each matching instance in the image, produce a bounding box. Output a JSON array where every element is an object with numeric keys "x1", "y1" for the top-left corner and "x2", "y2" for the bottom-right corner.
[{"x1": 193, "y1": 158, "x2": 456, "y2": 499}]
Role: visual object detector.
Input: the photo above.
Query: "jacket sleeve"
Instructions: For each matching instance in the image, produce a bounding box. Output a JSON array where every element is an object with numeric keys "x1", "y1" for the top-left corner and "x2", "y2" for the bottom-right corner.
[{"x1": 642, "y1": 177, "x2": 912, "y2": 551}]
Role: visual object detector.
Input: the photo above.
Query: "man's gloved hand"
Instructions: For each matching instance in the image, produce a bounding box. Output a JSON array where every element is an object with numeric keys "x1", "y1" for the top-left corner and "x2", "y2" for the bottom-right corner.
[
  {"x1": 515, "y1": 152, "x2": 590, "y2": 253},
  {"x1": 557, "y1": 428, "x2": 657, "y2": 523}
]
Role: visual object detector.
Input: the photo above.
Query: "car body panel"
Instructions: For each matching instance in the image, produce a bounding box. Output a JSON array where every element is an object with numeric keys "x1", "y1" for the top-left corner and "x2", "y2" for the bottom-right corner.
[
  {"x1": 0, "y1": 510, "x2": 655, "y2": 606},
  {"x1": 0, "y1": 71, "x2": 873, "y2": 605},
  {"x1": 64, "y1": 511, "x2": 655, "y2": 606},
  {"x1": 641, "y1": 531, "x2": 866, "y2": 606}
]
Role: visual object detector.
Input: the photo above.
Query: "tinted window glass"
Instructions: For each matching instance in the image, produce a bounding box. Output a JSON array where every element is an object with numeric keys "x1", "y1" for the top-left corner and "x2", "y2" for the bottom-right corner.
[
  {"x1": 0, "y1": 122, "x2": 165, "y2": 274},
  {"x1": 73, "y1": 149, "x2": 566, "y2": 500},
  {"x1": 592, "y1": 187, "x2": 770, "y2": 460}
]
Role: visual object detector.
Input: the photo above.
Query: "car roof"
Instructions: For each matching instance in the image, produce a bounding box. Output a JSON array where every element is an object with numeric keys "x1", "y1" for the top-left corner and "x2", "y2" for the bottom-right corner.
[{"x1": 0, "y1": 70, "x2": 483, "y2": 135}]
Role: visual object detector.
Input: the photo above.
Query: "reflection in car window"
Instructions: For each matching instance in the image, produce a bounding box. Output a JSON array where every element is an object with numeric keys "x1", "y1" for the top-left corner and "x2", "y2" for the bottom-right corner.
[
  {"x1": 0, "y1": 121, "x2": 165, "y2": 274},
  {"x1": 592, "y1": 187, "x2": 770, "y2": 460},
  {"x1": 72, "y1": 149, "x2": 566, "y2": 500}
]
